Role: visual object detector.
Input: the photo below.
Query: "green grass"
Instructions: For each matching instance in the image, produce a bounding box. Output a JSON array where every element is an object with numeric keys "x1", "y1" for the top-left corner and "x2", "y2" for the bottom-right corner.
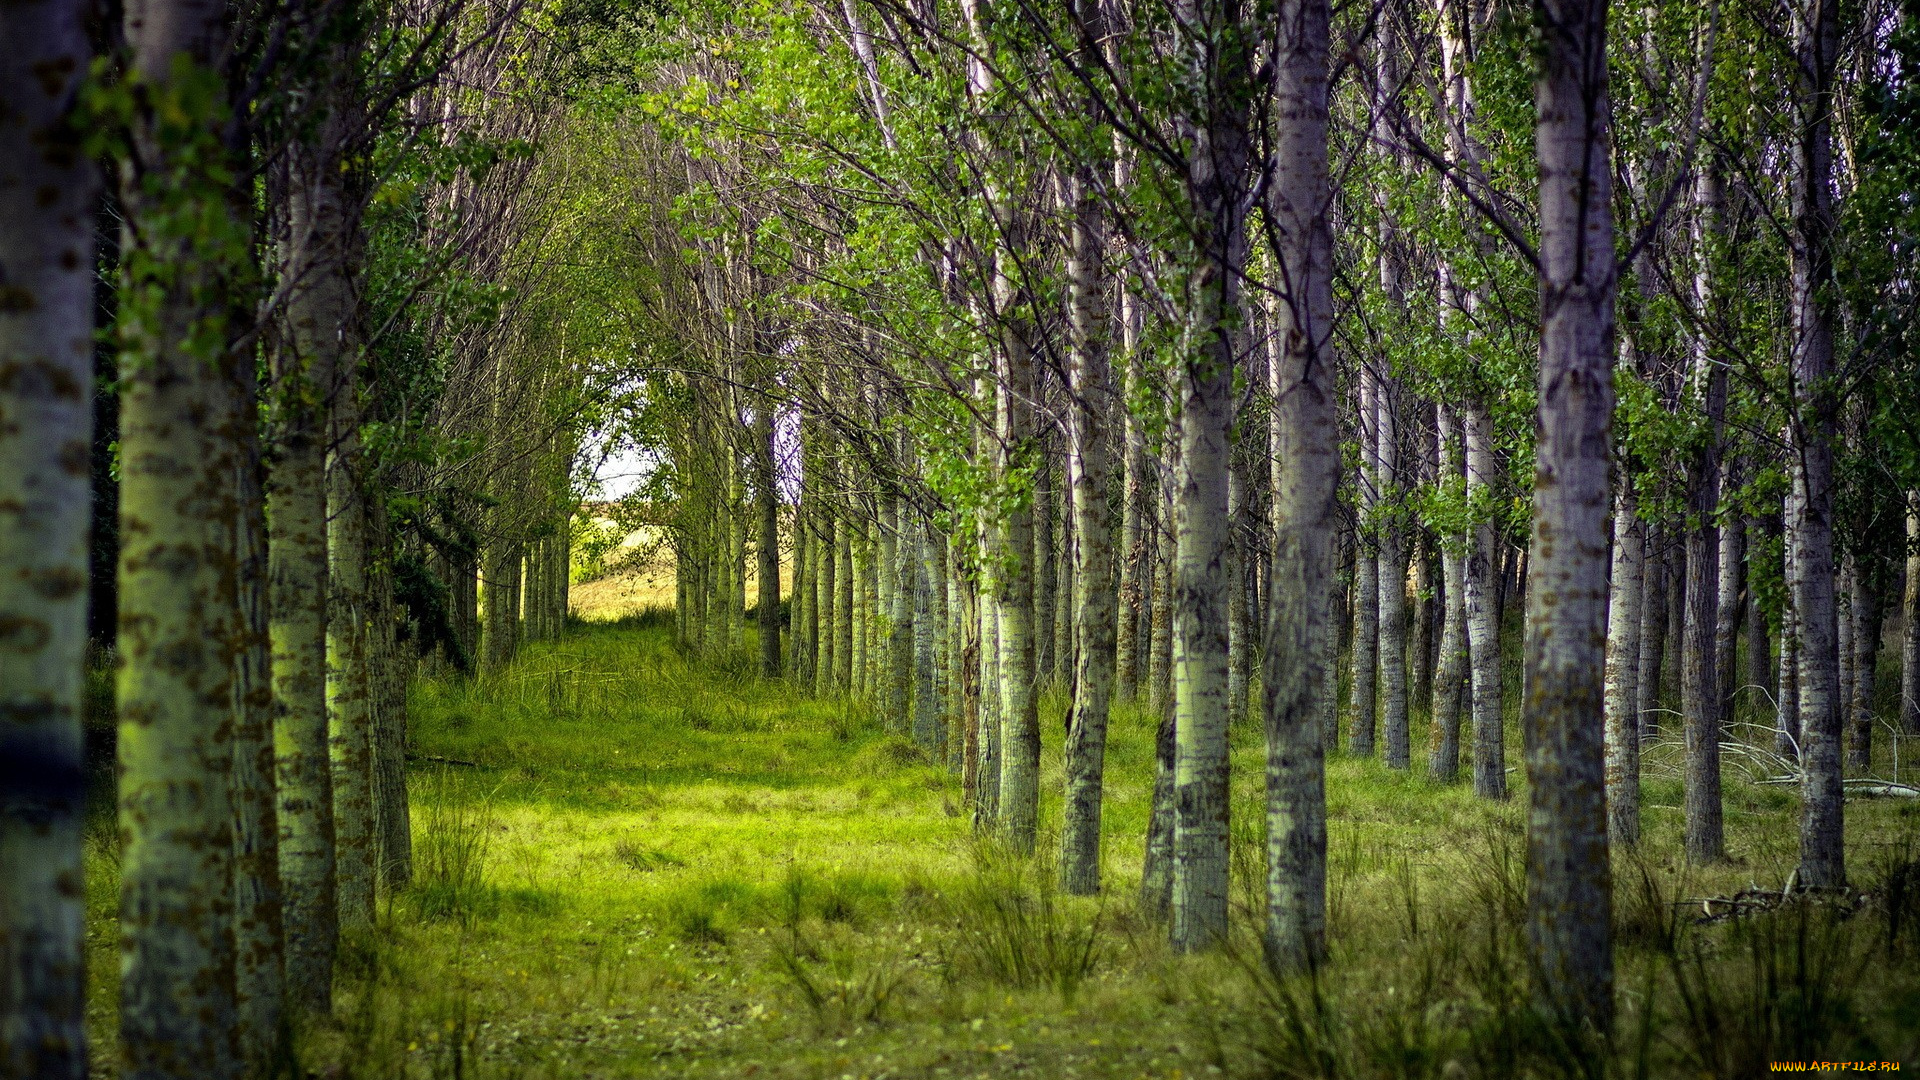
[{"x1": 79, "y1": 612, "x2": 1920, "y2": 1077}]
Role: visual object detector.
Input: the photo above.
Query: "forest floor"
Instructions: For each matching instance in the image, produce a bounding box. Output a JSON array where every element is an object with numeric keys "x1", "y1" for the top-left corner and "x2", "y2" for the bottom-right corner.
[{"x1": 80, "y1": 610, "x2": 1920, "y2": 1079}]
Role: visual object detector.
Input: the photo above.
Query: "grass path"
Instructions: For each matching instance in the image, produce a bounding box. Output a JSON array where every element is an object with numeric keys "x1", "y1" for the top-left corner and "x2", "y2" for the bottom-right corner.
[
  {"x1": 79, "y1": 614, "x2": 1920, "y2": 1077},
  {"x1": 323, "y1": 613, "x2": 1201, "y2": 1079}
]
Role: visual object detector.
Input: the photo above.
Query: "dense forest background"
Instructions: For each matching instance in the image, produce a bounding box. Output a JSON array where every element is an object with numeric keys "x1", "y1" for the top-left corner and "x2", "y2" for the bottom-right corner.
[{"x1": 5, "y1": 0, "x2": 1920, "y2": 1076}]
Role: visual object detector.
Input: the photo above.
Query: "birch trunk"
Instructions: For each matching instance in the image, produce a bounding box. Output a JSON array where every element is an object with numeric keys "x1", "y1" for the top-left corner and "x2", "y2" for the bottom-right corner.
[
  {"x1": 1141, "y1": 698, "x2": 1177, "y2": 924},
  {"x1": 790, "y1": 500, "x2": 809, "y2": 681},
  {"x1": 1683, "y1": 163, "x2": 1726, "y2": 864},
  {"x1": 269, "y1": 87, "x2": 344, "y2": 1013},
  {"x1": 1430, "y1": 405, "x2": 1468, "y2": 782},
  {"x1": 482, "y1": 537, "x2": 518, "y2": 670},
  {"x1": 229, "y1": 355, "x2": 285, "y2": 1071},
  {"x1": 1465, "y1": 400, "x2": 1505, "y2": 799},
  {"x1": 118, "y1": 312, "x2": 241, "y2": 1080},
  {"x1": 1161, "y1": 0, "x2": 1257, "y2": 952},
  {"x1": 1056, "y1": 498, "x2": 1075, "y2": 691},
  {"x1": 818, "y1": 513, "x2": 839, "y2": 694},
  {"x1": 1683, "y1": 506, "x2": 1728, "y2": 770},
  {"x1": 803, "y1": 506, "x2": 820, "y2": 685},
  {"x1": 947, "y1": 542, "x2": 964, "y2": 768},
  {"x1": 117, "y1": 6, "x2": 244, "y2": 1060},
  {"x1": 1664, "y1": 544, "x2": 1685, "y2": 709},
  {"x1": 1715, "y1": 480, "x2": 1744, "y2": 726},
  {"x1": 1170, "y1": 257, "x2": 1239, "y2": 951},
  {"x1": 755, "y1": 405, "x2": 781, "y2": 678},
  {"x1": 889, "y1": 496, "x2": 915, "y2": 735},
  {"x1": 877, "y1": 497, "x2": 896, "y2": 706},
  {"x1": 729, "y1": 454, "x2": 747, "y2": 656},
  {"x1": 1778, "y1": 500, "x2": 1802, "y2": 754},
  {"x1": 913, "y1": 524, "x2": 942, "y2": 754},
  {"x1": 1605, "y1": 483, "x2": 1644, "y2": 847},
  {"x1": 1149, "y1": 500, "x2": 1174, "y2": 725},
  {"x1": 1524, "y1": 0, "x2": 1616, "y2": 1025},
  {"x1": 976, "y1": 577, "x2": 1002, "y2": 826},
  {"x1": 1746, "y1": 517, "x2": 1774, "y2": 705},
  {"x1": 0, "y1": 2, "x2": 94, "y2": 1067},
  {"x1": 1378, "y1": 379, "x2": 1410, "y2": 768},
  {"x1": 1116, "y1": 274, "x2": 1148, "y2": 701},
  {"x1": 1227, "y1": 453, "x2": 1250, "y2": 729},
  {"x1": 1060, "y1": 158, "x2": 1117, "y2": 895},
  {"x1": 1349, "y1": 371, "x2": 1379, "y2": 757},
  {"x1": 957, "y1": 551, "x2": 978, "y2": 782},
  {"x1": 994, "y1": 362, "x2": 1039, "y2": 852},
  {"x1": 1034, "y1": 459, "x2": 1056, "y2": 689},
  {"x1": 1790, "y1": 0, "x2": 1845, "y2": 889},
  {"x1": 1264, "y1": 0, "x2": 1335, "y2": 972},
  {"x1": 1637, "y1": 525, "x2": 1667, "y2": 739},
  {"x1": 368, "y1": 523, "x2": 409, "y2": 896},
  {"x1": 1847, "y1": 569, "x2": 1878, "y2": 771},
  {"x1": 329, "y1": 416, "x2": 376, "y2": 927},
  {"x1": 1838, "y1": 560, "x2": 1855, "y2": 751},
  {"x1": 446, "y1": 535, "x2": 478, "y2": 673},
  {"x1": 1904, "y1": 494, "x2": 1919, "y2": 736},
  {"x1": 1412, "y1": 535, "x2": 1435, "y2": 712},
  {"x1": 1438, "y1": 0, "x2": 1500, "y2": 795},
  {"x1": 852, "y1": 522, "x2": 870, "y2": 694}
]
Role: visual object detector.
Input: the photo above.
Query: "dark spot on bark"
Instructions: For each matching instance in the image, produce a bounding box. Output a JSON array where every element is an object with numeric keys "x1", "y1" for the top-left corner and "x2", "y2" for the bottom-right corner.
[
  {"x1": 60, "y1": 439, "x2": 88, "y2": 475},
  {"x1": 0, "y1": 359, "x2": 83, "y2": 399},
  {"x1": 0, "y1": 614, "x2": 51, "y2": 652},
  {"x1": 31, "y1": 566, "x2": 86, "y2": 600},
  {"x1": 0, "y1": 726, "x2": 84, "y2": 820},
  {"x1": 60, "y1": 248, "x2": 80, "y2": 270},
  {"x1": 31, "y1": 56, "x2": 78, "y2": 98},
  {"x1": 155, "y1": 639, "x2": 204, "y2": 674},
  {"x1": 0, "y1": 285, "x2": 36, "y2": 313},
  {"x1": 36, "y1": 186, "x2": 60, "y2": 207}
]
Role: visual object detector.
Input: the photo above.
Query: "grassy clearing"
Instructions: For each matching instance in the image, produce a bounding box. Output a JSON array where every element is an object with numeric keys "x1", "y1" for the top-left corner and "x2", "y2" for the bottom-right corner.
[{"x1": 79, "y1": 610, "x2": 1920, "y2": 1077}]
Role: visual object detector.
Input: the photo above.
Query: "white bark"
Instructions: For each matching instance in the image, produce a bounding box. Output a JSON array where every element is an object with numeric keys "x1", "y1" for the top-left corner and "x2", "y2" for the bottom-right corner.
[
  {"x1": 1903, "y1": 493, "x2": 1919, "y2": 736},
  {"x1": 0, "y1": 2, "x2": 95, "y2": 1068},
  {"x1": 1464, "y1": 400, "x2": 1505, "y2": 799},
  {"x1": 1060, "y1": 155, "x2": 1118, "y2": 895},
  {"x1": 1523, "y1": 0, "x2": 1617, "y2": 1025},
  {"x1": 1604, "y1": 483, "x2": 1643, "y2": 847},
  {"x1": 1263, "y1": 0, "x2": 1336, "y2": 974},
  {"x1": 1790, "y1": 0, "x2": 1845, "y2": 889}
]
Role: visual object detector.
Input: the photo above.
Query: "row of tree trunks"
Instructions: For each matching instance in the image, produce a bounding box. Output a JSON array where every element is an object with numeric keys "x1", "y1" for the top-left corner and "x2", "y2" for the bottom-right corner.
[
  {"x1": 522, "y1": 530, "x2": 571, "y2": 643},
  {"x1": 2, "y1": 0, "x2": 573, "y2": 1069},
  {"x1": 657, "y1": 0, "x2": 1909, "y2": 1027}
]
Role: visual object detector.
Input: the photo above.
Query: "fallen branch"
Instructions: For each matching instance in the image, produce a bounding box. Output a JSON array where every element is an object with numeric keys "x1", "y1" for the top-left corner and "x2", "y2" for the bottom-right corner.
[
  {"x1": 1844, "y1": 782, "x2": 1919, "y2": 799},
  {"x1": 1678, "y1": 879, "x2": 1864, "y2": 925},
  {"x1": 1750, "y1": 776, "x2": 1919, "y2": 798}
]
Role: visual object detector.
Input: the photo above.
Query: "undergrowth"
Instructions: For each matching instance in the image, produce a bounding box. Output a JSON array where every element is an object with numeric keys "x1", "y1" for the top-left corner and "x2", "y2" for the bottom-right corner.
[{"x1": 77, "y1": 613, "x2": 1920, "y2": 1078}]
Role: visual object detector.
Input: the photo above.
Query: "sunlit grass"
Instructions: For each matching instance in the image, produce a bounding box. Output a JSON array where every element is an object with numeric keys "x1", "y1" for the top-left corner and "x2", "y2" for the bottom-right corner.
[{"x1": 77, "y1": 611, "x2": 1920, "y2": 1077}]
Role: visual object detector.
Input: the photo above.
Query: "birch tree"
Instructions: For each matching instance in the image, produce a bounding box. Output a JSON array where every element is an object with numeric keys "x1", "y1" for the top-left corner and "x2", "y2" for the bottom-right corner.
[
  {"x1": 1789, "y1": 0, "x2": 1845, "y2": 889},
  {"x1": 116, "y1": 0, "x2": 244, "y2": 1066},
  {"x1": 0, "y1": 0, "x2": 95, "y2": 1072},
  {"x1": 1262, "y1": 0, "x2": 1335, "y2": 974},
  {"x1": 1523, "y1": 0, "x2": 1616, "y2": 1030}
]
